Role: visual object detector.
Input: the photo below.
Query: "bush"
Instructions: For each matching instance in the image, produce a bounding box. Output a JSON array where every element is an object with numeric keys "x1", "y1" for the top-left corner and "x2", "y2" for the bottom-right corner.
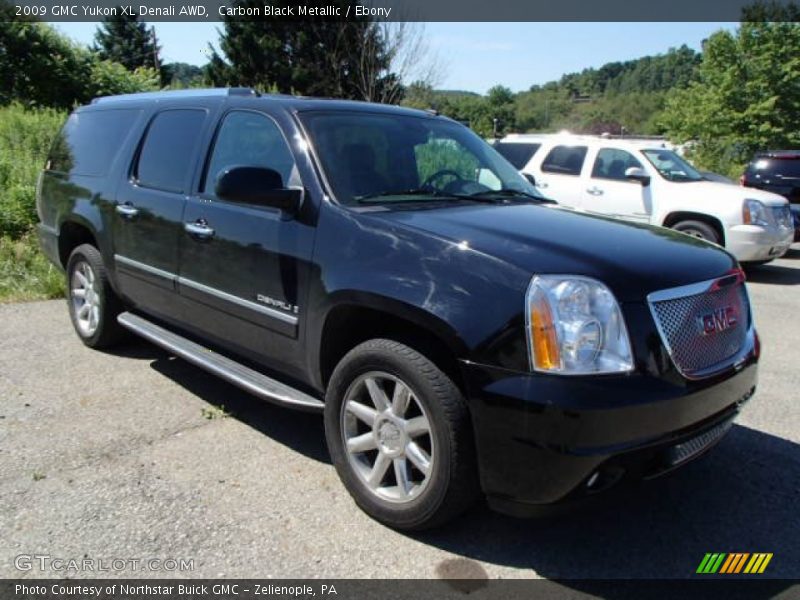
[{"x1": 0, "y1": 104, "x2": 66, "y2": 238}]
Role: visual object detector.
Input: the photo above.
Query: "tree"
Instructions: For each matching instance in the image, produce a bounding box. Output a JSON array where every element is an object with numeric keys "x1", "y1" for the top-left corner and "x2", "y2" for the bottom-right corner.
[
  {"x1": 205, "y1": 0, "x2": 426, "y2": 102},
  {"x1": 0, "y1": 6, "x2": 159, "y2": 109},
  {"x1": 93, "y1": 11, "x2": 161, "y2": 73},
  {"x1": 660, "y1": 20, "x2": 800, "y2": 176}
]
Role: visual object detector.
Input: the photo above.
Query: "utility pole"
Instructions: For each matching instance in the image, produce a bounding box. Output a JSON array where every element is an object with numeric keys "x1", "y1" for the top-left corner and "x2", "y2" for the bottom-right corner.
[{"x1": 151, "y1": 26, "x2": 160, "y2": 72}]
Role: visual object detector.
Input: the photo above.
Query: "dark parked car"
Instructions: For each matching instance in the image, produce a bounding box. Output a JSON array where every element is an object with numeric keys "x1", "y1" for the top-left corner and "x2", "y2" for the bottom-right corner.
[
  {"x1": 37, "y1": 89, "x2": 759, "y2": 530},
  {"x1": 742, "y1": 151, "x2": 800, "y2": 241}
]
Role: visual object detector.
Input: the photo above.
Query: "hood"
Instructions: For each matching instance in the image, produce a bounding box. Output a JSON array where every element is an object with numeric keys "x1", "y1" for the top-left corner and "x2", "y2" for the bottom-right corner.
[
  {"x1": 690, "y1": 179, "x2": 789, "y2": 206},
  {"x1": 372, "y1": 203, "x2": 738, "y2": 302}
]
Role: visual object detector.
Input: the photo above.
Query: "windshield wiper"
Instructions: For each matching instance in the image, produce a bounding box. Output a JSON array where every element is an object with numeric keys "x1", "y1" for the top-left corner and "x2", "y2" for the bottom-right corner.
[
  {"x1": 355, "y1": 189, "x2": 445, "y2": 203},
  {"x1": 468, "y1": 188, "x2": 556, "y2": 204}
]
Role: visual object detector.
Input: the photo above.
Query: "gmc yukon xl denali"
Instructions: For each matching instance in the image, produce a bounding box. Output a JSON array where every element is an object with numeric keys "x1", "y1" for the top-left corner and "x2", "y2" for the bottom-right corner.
[{"x1": 37, "y1": 89, "x2": 759, "y2": 530}]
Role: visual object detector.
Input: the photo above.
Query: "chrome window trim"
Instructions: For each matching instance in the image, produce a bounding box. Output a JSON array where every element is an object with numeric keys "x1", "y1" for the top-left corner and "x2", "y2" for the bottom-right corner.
[
  {"x1": 113, "y1": 254, "x2": 298, "y2": 326},
  {"x1": 646, "y1": 271, "x2": 753, "y2": 380}
]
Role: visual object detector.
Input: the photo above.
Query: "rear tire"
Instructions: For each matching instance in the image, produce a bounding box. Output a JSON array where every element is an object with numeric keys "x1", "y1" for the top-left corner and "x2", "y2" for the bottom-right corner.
[
  {"x1": 324, "y1": 338, "x2": 479, "y2": 530},
  {"x1": 672, "y1": 220, "x2": 720, "y2": 245},
  {"x1": 66, "y1": 244, "x2": 127, "y2": 349}
]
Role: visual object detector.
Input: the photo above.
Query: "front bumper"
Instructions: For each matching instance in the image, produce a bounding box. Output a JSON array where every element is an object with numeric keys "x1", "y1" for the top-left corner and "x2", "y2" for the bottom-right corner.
[
  {"x1": 460, "y1": 334, "x2": 758, "y2": 515},
  {"x1": 727, "y1": 223, "x2": 794, "y2": 262}
]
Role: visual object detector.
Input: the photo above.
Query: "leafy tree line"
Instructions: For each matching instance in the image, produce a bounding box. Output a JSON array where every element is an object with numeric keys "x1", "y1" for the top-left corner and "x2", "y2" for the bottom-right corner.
[
  {"x1": 403, "y1": 45, "x2": 701, "y2": 138},
  {"x1": 661, "y1": 14, "x2": 800, "y2": 176}
]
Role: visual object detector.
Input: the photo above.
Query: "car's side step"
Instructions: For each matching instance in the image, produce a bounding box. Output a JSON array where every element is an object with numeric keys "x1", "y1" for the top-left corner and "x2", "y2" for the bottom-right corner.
[{"x1": 117, "y1": 312, "x2": 324, "y2": 412}]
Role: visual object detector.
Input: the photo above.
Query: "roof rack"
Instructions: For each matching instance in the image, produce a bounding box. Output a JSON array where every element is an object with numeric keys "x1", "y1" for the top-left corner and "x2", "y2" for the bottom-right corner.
[{"x1": 91, "y1": 87, "x2": 259, "y2": 105}]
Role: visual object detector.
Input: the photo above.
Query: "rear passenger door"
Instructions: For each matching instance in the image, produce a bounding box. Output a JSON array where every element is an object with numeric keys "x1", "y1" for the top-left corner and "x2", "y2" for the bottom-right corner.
[
  {"x1": 532, "y1": 144, "x2": 588, "y2": 210},
  {"x1": 177, "y1": 109, "x2": 313, "y2": 370},
  {"x1": 583, "y1": 147, "x2": 652, "y2": 223},
  {"x1": 113, "y1": 109, "x2": 210, "y2": 321}
]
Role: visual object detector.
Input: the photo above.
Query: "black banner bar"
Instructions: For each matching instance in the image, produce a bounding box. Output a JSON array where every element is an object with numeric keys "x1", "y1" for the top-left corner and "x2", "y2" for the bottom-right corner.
[
  {"x1": 2, "y1": 579, "x2": 798, "y2": 600},
  {"x1": 6, "y1": 0, "x2": 800, "y2": 22}
]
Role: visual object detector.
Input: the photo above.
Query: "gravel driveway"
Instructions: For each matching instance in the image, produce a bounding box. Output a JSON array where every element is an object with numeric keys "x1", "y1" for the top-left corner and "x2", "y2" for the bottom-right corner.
[{"x1": 2, "y1": 247, "x2": 798, "y2": 581}]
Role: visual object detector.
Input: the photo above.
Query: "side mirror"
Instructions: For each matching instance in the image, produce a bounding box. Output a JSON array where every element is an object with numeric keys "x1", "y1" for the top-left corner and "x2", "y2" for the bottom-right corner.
[
  {"x1": 215, "y1": 166, "x2": 302, "y2": 213},
  {"x1": 523, "y1": 172, "x2": 536, "y2": 186},
  {"x1": 625, "y1": 167, "x2": 651, "y2": 187}
]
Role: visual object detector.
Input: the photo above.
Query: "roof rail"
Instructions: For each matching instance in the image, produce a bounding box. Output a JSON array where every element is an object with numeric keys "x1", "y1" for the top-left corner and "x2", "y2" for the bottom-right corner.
[{"x1": 91, "y1": 87, "x2": 260, "y2": 105}]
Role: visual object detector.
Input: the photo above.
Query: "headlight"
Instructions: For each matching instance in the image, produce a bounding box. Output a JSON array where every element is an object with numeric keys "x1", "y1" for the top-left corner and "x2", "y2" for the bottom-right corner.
[
  {"x1": 743, "y1": 199, "x2": 770, "y2": 227},
  {"x1": 526, "y1": 275, "x2": 633, "y2": 375}
]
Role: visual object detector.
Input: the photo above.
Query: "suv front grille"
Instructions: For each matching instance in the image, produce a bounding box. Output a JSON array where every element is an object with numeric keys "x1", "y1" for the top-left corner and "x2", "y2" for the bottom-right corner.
[{"x1": 649, "y1": 274, "x2": 750, "y2": 378}]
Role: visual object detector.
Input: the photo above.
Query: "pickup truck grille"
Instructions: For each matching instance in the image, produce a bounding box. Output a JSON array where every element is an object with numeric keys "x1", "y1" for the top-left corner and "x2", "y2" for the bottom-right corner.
[{"x1": 649, "y1": 275, "x2": 750, "y2": 378}]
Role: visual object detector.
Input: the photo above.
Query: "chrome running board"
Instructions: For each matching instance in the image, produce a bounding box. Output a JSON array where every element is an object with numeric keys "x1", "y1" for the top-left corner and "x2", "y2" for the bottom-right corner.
[{"x1": 117, "y1": 312, "x2": 324, "y2": 412}]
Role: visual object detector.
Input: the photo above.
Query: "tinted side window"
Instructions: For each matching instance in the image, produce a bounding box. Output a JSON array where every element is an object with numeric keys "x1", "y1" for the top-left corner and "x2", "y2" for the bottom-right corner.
[
  {"x1": 493, "y1": 142, "x2": 541, "y2": 170},
  {"x1": 541, "y1": 145, "x2": 587, "y2": 176},
  {"x1": 48, "y1": 109, "x2": 140, "y2": 176},
  {"x1": 203, "y1": 111, "x2": 297, "y2": 193},
  {"x1": 135, "y1": 109, "x2": 206, "y2": 193},
  {"x1": 591, "y1": 148, "x2": 644, "y2": 180}
]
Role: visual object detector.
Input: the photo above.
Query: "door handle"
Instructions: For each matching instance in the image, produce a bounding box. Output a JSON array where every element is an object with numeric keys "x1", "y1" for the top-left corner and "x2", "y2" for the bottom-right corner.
[
  {"x1": 115, "y1": 203, "x2": 139, "y2": 218},
  {"x1": 537, "y1": 181, "x2": 549, "y2": 189},
  {"x1": 586, "y1": 187, "x2": 604, "y2": 196},
  {"x1": 184, "y1": 219, "x2": 215, "y2": 240}
]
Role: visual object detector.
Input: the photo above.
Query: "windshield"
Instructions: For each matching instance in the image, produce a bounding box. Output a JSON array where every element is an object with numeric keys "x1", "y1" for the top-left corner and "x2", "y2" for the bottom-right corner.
[
  {"x1": 641, "y1": 149, "x2": 703, "y2": 182},
  {"x1": 299, "y1": 111, "x2": 541, "y2": 205}
]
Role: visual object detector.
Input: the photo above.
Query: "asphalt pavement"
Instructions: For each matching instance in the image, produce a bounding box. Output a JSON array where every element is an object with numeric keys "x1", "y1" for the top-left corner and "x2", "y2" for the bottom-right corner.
[{"x1": 1, "y1": 246, "x2": 798, "y2": 582}]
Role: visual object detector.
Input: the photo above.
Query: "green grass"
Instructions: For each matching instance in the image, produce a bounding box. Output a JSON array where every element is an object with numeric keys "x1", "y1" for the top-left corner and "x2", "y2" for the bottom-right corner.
[
  {"x1": 0, "y1": 104, "x2": 67, "y2": 302},
  {"x1": 0, "y1": 233, "x2": 65, "y2": 303}
]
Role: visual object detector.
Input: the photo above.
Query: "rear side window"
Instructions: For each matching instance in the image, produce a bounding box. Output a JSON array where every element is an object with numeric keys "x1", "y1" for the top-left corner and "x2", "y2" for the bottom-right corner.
[
  {"x1": 541, "y1": 145, "x2": 587, "y2": 176},
  {"x1": 48, "y1": 109, "x2": 140, "y2": 177},
  {"x1": 493, "y1": 142, "x2": 541, "y2": 170},
  {"x1": 591, "y1": 148, "x2": 644, "y2": 180},
  {"x1": 203, "y1": 111, "x2": 297, "y2": 193},
  {"x1": 135, "y1": 109, "x2": 206, "y2": 193}
]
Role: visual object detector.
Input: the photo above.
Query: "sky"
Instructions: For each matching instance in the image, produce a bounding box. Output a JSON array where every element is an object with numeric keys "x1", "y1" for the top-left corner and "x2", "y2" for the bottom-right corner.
[{"x1": 52, "y1": 22, "x2": 736, "y2": 94}]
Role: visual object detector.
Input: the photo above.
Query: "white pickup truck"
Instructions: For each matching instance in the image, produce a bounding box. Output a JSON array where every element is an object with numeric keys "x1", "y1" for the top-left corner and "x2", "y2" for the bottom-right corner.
[{"x1": 494, "y1": 134, "x2": 795, "y2": 264}]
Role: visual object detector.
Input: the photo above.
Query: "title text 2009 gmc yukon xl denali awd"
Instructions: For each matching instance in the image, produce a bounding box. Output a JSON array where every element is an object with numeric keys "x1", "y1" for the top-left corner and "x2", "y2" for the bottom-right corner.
[{"x1": 37, "y1": 89, "x2": 759, "y2": 530}]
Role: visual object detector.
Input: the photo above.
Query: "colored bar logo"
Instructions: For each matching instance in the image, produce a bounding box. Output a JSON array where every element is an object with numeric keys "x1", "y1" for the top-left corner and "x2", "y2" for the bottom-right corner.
[{"x1": 696, "y1": 553, "x2": 773, "y2": 574}]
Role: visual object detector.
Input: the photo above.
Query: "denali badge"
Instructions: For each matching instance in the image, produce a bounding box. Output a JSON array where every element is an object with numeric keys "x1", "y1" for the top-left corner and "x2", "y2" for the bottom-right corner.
[
  {"x1": 256, "y1": 294, "x2": 299, "y2": 314},
  {"x1": 699, "y1": 306, "x2": 737, "y2": 335}
]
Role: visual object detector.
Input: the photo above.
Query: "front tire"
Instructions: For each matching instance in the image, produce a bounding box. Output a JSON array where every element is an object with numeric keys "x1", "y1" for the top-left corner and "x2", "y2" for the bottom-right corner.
[
  {"x1": 672, "y1": 220, "x2": 720, "y2": 245},
  {"x1": 324, "y1": 339, "x2": 479, "y2": 530},
  {"x1": 66, "y1": 244, "x2": 127, "y2": 348}
]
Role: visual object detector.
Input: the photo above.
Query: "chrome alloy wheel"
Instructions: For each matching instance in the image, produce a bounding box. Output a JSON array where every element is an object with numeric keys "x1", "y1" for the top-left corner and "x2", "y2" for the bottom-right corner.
[
  {"x1": 70, "y1": 260, "x2": 100, "y2": 337},
  {"x1": 341, "y1": 372, "x2": 435, "y2": 503}
]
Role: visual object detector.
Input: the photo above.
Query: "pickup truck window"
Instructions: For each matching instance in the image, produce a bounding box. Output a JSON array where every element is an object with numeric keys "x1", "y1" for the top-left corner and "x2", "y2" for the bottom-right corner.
[
  {"x1": 591, "y1": 148, "x2": 644, "y2": 181},
  {"x1": 135, "y1": 109, "x2": 206, "y2": 193},
  {"x1": 541, "y1": 145, "x2": 587, "y2": 176},
  {"x1": 300, "y1": 111, "x2": 535, "y2": 205},
  {"x1": 48, "y1": 109, "x2": 140, "y2": 177},
  {"x1": 203, "y1": 111, "x2": 297, "y2": 193}
]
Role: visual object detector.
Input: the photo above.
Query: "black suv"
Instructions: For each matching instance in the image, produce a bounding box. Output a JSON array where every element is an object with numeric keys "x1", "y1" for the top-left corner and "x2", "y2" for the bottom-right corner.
[
  {"x1": 37, "y1": 89, "x2": 759, "y2": 529},
  {"x1": 742, "y1": 151, "x2": 800, "y2": 240}
]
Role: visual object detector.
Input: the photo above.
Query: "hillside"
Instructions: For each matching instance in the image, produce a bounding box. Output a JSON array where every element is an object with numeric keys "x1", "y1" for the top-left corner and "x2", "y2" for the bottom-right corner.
[{"x1": 405, "y1": 45, "x2": 702, "y2": 137}]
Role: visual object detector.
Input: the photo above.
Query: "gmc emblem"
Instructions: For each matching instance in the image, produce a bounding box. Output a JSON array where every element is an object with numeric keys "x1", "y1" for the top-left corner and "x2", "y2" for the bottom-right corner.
[{"x1": 699, "y1": 306, "x2": 738, "y2": 335}]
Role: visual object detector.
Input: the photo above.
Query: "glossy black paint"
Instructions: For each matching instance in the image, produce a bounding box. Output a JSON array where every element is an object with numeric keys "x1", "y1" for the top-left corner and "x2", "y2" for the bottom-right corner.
[{"x1": 37, "y1": 91, "x2": 758, "y2": 510}]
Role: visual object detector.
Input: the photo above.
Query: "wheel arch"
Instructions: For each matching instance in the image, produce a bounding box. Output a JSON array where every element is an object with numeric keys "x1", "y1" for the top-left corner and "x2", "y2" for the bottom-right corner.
[
  {"x1": 662, "y1": 211, "x2": 726, "y2": 246},
  {"x1": 58, "y1": 219, "x2": 98, "y2": 267},
  {"x1": 316, "y1": 297, "x2": 468, "y2": 394}
]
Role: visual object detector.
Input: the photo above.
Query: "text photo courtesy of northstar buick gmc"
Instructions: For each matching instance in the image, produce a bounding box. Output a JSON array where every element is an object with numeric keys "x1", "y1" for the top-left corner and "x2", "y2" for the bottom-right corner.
[{"x1": 37, "y1": 89, "x2": 759, "y2": 530}]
